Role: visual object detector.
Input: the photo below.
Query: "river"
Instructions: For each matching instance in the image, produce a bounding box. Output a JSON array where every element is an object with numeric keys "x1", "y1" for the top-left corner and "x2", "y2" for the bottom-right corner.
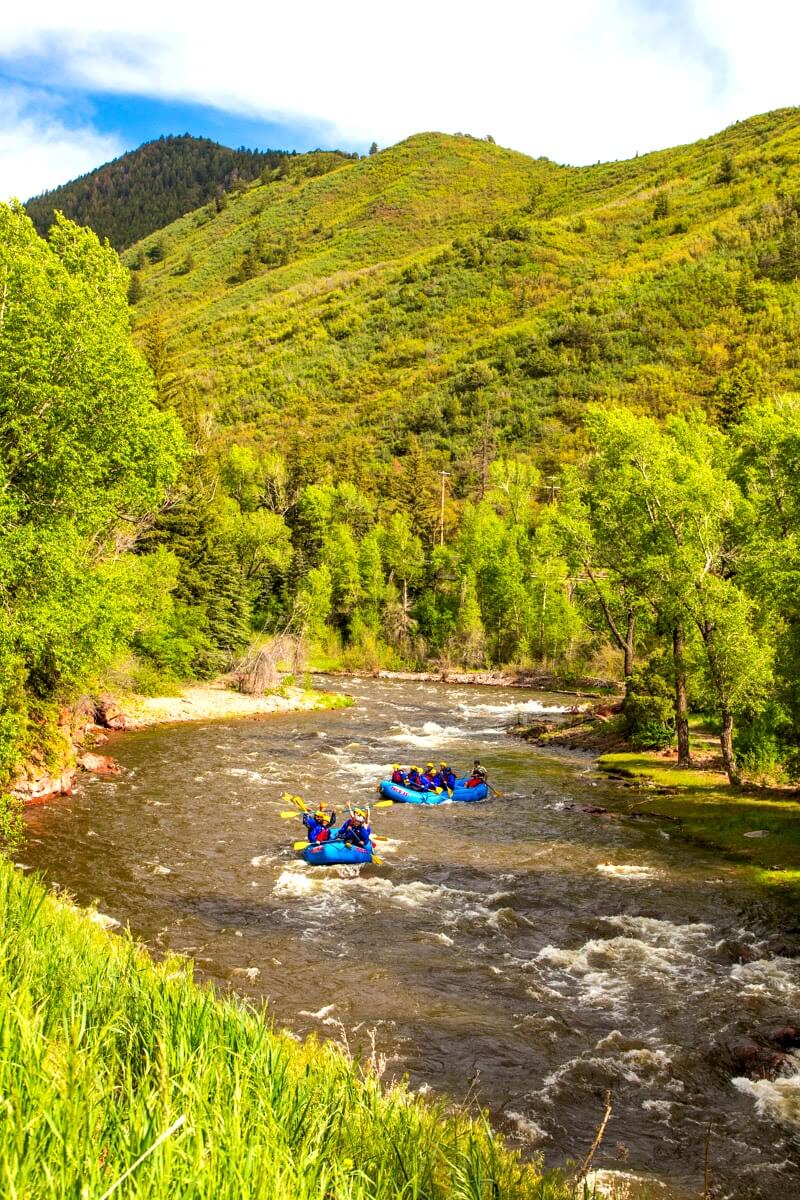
[{"x1": 22, "y1": 677, "x2": 800, "y2": 1198}]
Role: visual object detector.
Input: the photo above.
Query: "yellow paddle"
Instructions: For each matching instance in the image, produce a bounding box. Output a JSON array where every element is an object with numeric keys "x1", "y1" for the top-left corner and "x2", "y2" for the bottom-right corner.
[{"x1": 281, "y1": 799, "x2": 392, "y2": 819}]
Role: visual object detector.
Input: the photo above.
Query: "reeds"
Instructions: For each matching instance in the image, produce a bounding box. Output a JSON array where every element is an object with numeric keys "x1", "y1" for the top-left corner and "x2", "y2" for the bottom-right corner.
[{"x1": 0, "y1": 862, "x2": 571, "y2": 1199}]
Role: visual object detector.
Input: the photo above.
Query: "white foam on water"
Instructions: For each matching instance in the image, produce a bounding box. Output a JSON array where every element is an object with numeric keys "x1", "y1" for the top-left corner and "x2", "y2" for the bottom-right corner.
[
  {"x1": 732, "y1": 1059, "x2": 800, "y2": 1127},
  {"x1": 299, "y1": 1003, "x2": 337, "y2": 1020},
  {"x1": 231, "y1": 966, "x2": 261, "y2": 980},
  {"x1": 223, "y1": 767, "x2": 271, "y2": 784},
  {"x1": 272, "y1": 869, "x2": 510, "y2": 931},
  {"x1": 505, "y1": 1110, "x2": 548, "y2": 1143},
  {"x1": 596, "y1": 863, "x2": 662, "y2": 880},
  {"x1": 642, "y1": 1098, "x2": 674, "y2": 1121},
  {"x1": 250, "y1": 854, "x2": 271, "y2": 867},
  {"x1": 274, "y1": 868, "x2": 319, "y2": 898},
  {"x1": 535, "y1": 920, "x2": 709, "y2": 1014},
  {"x1": 387, "y1": 720, "x2": 467, "y2": 748},
  {"x1": 458, "y1": 698, "x2": 580, "y2": 719},
  {"x1": 584, "y1": 1169, "x2": 666, "y2": 1198},
  {"x1": 89, "y1": 911, "x2": 120, "y2": 931},
  {"x1": 326, "y1": 755, "x2": 387, "y2": 784},
  {"x1": 605, "y1": 914, "x2": 712, "y2": 945},
  {"x1": 541, "y1": 1037, "x2": 680, "y2": 1108},
  {"x1": 730, "y1": 957, "x2": 800, "y2": 998}
]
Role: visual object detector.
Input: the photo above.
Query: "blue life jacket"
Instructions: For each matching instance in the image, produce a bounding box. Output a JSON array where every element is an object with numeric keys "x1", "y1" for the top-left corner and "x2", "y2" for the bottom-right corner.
[
  {"x1": 303, "y1": 812, "x2": 333, "y2": 842},
  {"x1": 339, "y1": 818, "x2": 371, "y2": 848}
]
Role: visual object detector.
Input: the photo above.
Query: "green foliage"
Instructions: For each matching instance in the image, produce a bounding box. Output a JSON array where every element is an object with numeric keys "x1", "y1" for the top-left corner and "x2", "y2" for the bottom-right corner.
[
  {"x1": 0, "y1": 794, "x2": 23, "y2": 857},
  {"x1": 623, "y1": 662, "x2": 675, "y2": 750},
  {"x1": 0, "y1": 203, "x2": 184, "y2": 782}
]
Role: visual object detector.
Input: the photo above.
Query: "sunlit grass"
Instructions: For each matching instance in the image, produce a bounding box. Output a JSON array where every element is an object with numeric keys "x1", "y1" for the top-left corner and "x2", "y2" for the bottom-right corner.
[
  {"x1": 598, "y1": 751, "x2": 800, "y2": 889},
  {"x1": 0, "y1": 861, "x2": 572, "y2": 1199}
]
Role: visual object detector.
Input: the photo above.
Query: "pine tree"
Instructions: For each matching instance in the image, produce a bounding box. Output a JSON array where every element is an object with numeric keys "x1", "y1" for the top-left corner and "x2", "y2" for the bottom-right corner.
[
  {"x1": 777, "y1": 214, "x2": 800, "y2": 282},
  {"x1": 715, "y1": 155, "x2": 736, "y2": 185},
  {"x1": 369, "y1": 142, "x2": 379, "y2": 156},
  {"x1": 653, "y1": 191, "x2": 670, "y2": 220},
  {"x1": 238, "y1": 245, "x2": 259, "y2": 282},
  {"x1": 127, "y1": 272, "x2": 143, "y2": 305}
]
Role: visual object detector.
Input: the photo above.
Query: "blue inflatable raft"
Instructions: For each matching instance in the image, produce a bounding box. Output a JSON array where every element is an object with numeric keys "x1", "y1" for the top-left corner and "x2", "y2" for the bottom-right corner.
[
  {"x1": 378, "y1": 778, "x2": 489, "y2": 804},
  {"x1": 299, "y1": 838, "x2": 375, "y2": 866}
]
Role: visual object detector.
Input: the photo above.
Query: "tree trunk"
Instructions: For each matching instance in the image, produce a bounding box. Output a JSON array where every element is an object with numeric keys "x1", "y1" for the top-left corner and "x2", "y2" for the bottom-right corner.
[
  {"x1": 719, "y1": 708, "x2": 741, "y2": 786},
  {"x1": 623, "y1": 609, "x2": 635, "y2": 680},
  {"x1": 673, "y1": 625, "x2": 691, "y2": 768}
]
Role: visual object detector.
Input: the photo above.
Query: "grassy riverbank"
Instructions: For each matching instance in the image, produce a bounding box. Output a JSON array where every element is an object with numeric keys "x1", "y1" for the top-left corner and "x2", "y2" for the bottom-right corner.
[
  {"x1": 0, "y1": 860, "x2": 571, "y2": 1199},
  {"x1": 598, "y1": 752, "x2": 800, "y2": 894}
]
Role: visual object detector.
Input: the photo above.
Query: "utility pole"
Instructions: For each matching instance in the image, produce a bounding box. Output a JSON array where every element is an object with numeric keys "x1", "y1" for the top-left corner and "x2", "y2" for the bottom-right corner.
[
  {"x1": 546, "y1": 475, "x2": 561, "y2": 504},
  {"x1": 439, "y1": 470, "x2": 451, "y2": 546}
]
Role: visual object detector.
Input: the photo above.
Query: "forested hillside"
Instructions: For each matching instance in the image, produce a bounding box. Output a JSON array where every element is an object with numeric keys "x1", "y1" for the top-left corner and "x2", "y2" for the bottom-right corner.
[
  {"x1": 25, "y1": 136, "x2": 356, "y2": 250},
  {"x1": 128, "y1": 110, "x2": 800, "y2": 469},
  {"x1": 117, "y1": 109, "x2": 800, "y2": 782},
  {"x1": 11, "y1": 108, "x2": 800, "y2": 788}
]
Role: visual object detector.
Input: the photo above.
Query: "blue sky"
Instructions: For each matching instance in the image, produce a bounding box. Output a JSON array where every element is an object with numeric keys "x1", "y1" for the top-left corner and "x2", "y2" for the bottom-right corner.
[
  {"x1": 1, "y1": 1, "x2": 798, "y2": 201},
  {"x1": 5, "y1": 76, "x2": 343, "y2": 157}
]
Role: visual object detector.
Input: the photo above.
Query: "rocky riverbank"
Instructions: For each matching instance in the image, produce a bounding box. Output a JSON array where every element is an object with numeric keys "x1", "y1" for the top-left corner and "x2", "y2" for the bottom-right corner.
[
  {"x1": 509, "y1": 699, "x2": 627, "y2": 753},
  {"x1": 318, "y1": 666, "x2": 615, "y2": 696},
  {"x1": 12, "y1": 681, "x2": 350, "y2": 805}
]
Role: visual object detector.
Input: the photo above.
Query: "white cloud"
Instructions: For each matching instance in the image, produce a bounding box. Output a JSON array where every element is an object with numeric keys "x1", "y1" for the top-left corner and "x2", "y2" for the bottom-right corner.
[
  {"x1": 0, "y1": 85, "x2": 122, "y2": 200},
  {"x1": 0, "y1": 0, "x2": 799, "y2": 177}
]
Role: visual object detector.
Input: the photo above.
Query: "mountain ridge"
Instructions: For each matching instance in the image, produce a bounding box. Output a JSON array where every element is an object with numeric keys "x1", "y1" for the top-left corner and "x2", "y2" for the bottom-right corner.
[
  {"x1": 118, "y1": 109, "x2": 800, "y2": 479},
  {"x1": 25, "y1": 134, "x2": 357, "y2": 250}
]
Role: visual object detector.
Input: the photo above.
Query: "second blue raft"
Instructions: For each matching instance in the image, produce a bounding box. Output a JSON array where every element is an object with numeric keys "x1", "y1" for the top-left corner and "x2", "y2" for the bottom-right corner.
[
  {"x1": 299, "y1": 838, "x2": 375, "y2": 865},
  {"x1": 378, "y1": 778, "x2": 489, "y2": 804}
]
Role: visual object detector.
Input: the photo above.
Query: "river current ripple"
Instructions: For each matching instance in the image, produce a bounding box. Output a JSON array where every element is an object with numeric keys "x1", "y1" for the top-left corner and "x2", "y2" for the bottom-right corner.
[{"x1": 23, "y1": 677, "x2": 800, "y2": 1198}]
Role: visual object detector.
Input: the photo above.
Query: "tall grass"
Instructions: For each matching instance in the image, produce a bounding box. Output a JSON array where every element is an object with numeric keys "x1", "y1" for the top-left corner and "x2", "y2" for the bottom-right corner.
[{"x1": 0, "y1": 862, "x2": 571, "y2": 1199}]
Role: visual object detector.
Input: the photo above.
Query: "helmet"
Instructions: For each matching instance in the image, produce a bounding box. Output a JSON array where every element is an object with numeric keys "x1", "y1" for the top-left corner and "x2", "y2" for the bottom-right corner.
[
  {"x1": 426, "y1": 762, "x2": 434, "y2": 769},
  {"x1": 440, "y1": 761, "x2": 448, "y2": 767},
  {"x1": 473, "y1": 759, "x2": 481, "y2": 766},
  {"x1": 353, "y1": 808, "x2": 367, "y2": 821},
  {"x1": 411, "y1": 765, "x2": 420, "y2": 772},
  {"x1": 314, "y1": 809, "x2": 327, "y2": 821},
  {"x1": 392, "y1": 763, "x2": 401, "y2": 770},
  {"x1": 316, "y1": 801, "x2": 328, "y2": 810}
]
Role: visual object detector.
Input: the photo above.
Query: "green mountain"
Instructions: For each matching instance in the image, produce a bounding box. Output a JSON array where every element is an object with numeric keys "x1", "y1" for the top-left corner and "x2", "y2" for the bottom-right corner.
[
  {"x1": 126, "y1": 110, "x2": 800, "y2": 475},
  {"x1": 25, "y1": 135, "x2": 355, "y2": 250}
]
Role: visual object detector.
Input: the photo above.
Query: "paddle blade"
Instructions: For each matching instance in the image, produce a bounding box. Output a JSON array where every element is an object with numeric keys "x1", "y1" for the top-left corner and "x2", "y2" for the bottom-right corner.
[
  {"x1": 293, "y1": 840, "x2": 311, "y2": 850},
  {"x1": 374, "y1": 799, "x2": 394, "y2": 808},
  {"x1": 282, "y1": 793, "x2": 308, "y2": 812},
  {"x1": 280, "y1": 811, "x2": 301, "y2": 819}
]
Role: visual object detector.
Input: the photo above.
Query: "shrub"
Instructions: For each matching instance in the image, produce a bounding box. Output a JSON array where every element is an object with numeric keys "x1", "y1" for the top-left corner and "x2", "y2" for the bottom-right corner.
[{"x1": 624, "y1": 661, "x2": 675, "y2": 750}]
